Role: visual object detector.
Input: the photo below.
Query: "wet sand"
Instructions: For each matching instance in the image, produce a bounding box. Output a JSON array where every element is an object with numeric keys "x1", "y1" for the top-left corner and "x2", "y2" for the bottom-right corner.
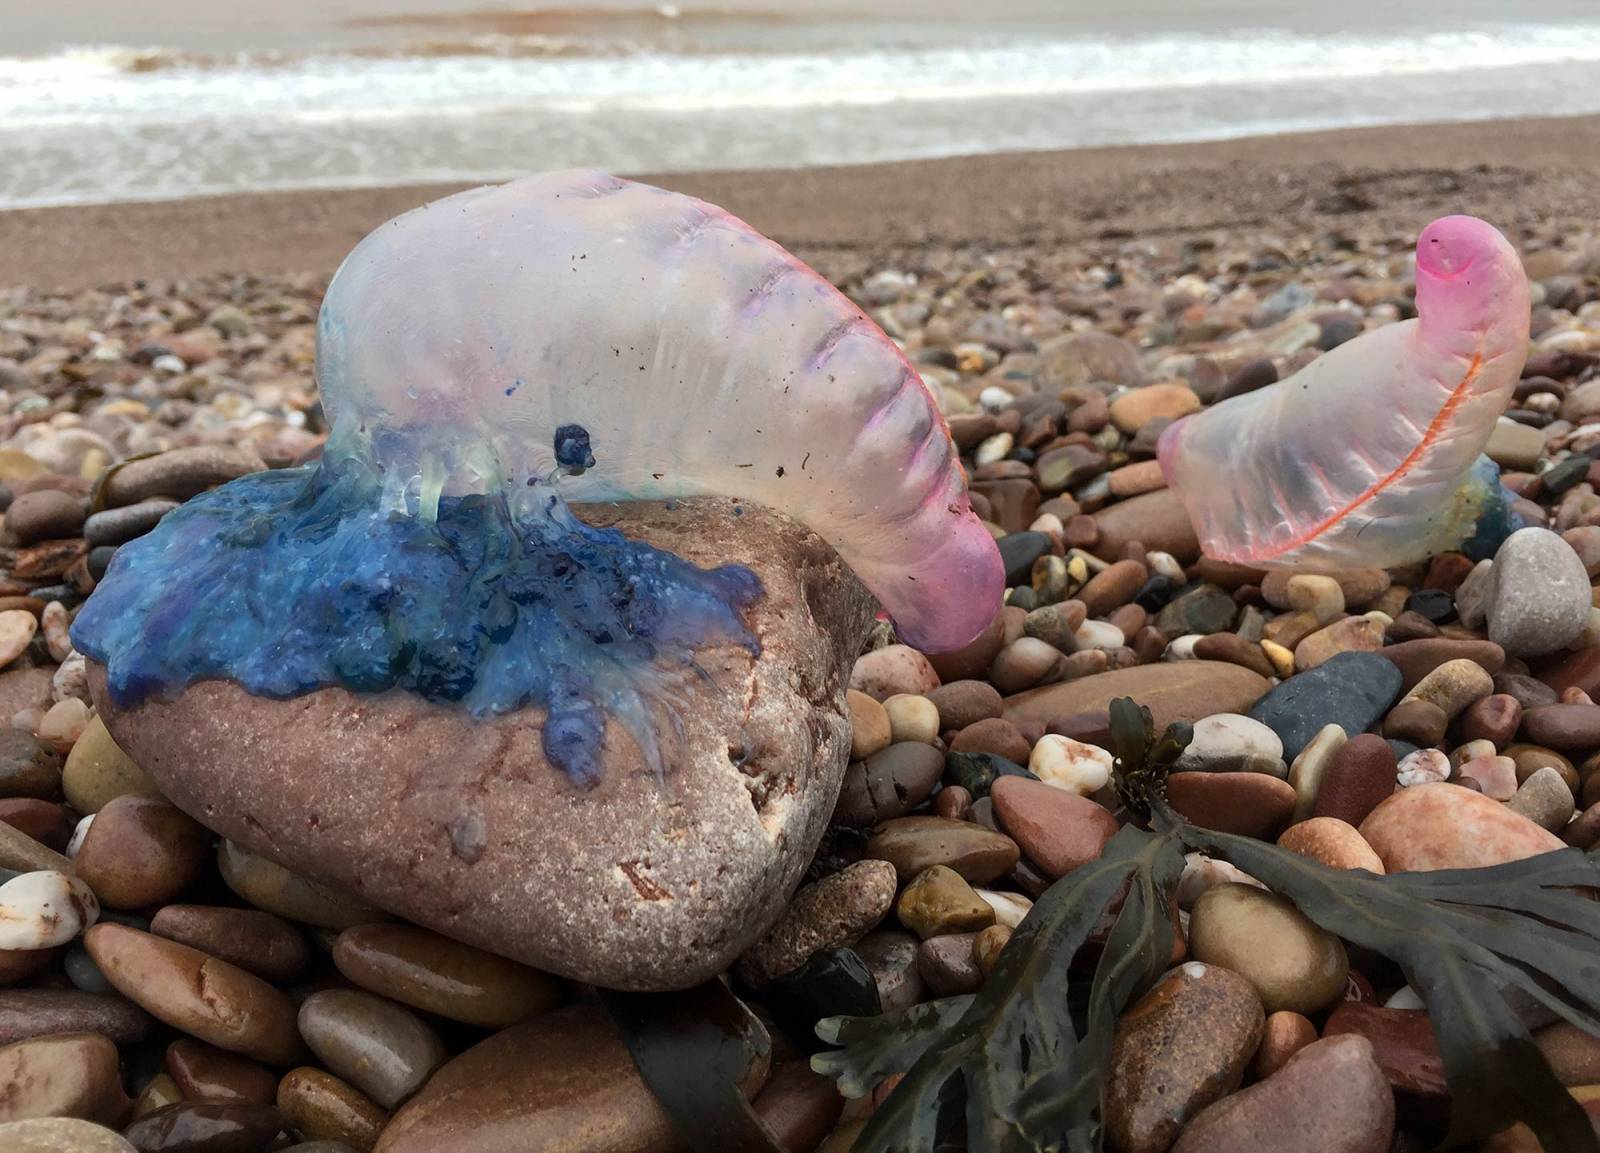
[{"x1": 6, "y1": 113, "x2": 1600, "y2": 290}]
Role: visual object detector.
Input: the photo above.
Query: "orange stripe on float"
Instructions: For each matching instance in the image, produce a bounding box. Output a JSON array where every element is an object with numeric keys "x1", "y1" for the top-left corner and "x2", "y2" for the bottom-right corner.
[{"x1": 1240, "y1": 351, "x2": 1484, "y2": 562}]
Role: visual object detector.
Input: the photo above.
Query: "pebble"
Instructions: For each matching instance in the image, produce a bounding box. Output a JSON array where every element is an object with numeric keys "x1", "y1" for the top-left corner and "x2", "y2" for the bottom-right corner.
[
  {"x1": 733, "y1": 859, "x2": 895, "y2": 986},
  {"x1": 1506, "y1": 765, "x2": 1577, "y2": 831},
  {"x1": 1282, "y1": 574, "x2": 1345, "y2": 624},
  {"x1": 0, "y1": 1032, "x2": 130, "y2": 1126},
  {"x1": 1190, "y1": 632, "x2": 1275, "y2": 678},
  {"x1": 277, "y1": 1067, "x2": 388, "y2": 1151},
  {"x1": 1486, "y1": 416, "x2": 1547, "y2": 470},
  {"x1": 989, "y1": 776, "x2": 1118, "y2": 878},
  {"x1": 148, "y1": 905, "x2": 310, "y2": 984},
  {"x1": 1165, "y1": 772, "x2": 1296, "y2": 840},
  {"x1": 895, "y1": 865, "x2": 996, "y2": 940},
  {"x1": 832, "y1": 742, "x2": 945, "y2": 828},
  {"x1": 1312, "y1": 734, "x2": 1398, "y2": 826},
  {"x1": 215, "y1": 841, "x2": 383, "y2": 930},
  {"x1": 1285, "y1": 724, "x2": 1347, "y2": 822},
  {"x1": 83, "y1": 923, "x2": 303, "y2": 1065},
  {"x1": 1261, "y1": 568, "x2": 1389, "y2": 610},
  {"x1": 1358, "y1": 783, "x2": 1564, "y2": 871},
  {"x1": 1004, "y1": 661, "x2": 1270, "y2": 734},
  {"x1": 1404, "y1": 657, "x2": 1495, "y2": 720},
  {"x1": 949, "y1": 717, "x2": 1031, "y2": 764},
  {"x1": 0, "y1": 610, "x2": 38, "y2": 669},
  {"x1": 1460, "y1": 693, "x2": 1523, "y2": 744},
  {"x1": 1536, "y1": 1021, "x2": 1600, "y2": 1086},
  {"x1": 1292, "y1": 616, "x2": 1386, "y2": 672},
  {"x1": 0, "y1": 989, "x2": 148, "y2": 1047},
  {"x1": 74, "y1": 797, "x2": 209, "y2": 910},
  {"x1": 846, "y1": 690, "x2": 892, "y2": 759},
  {"x1": 164, "y1": 1038, "x2": 276, "y2": 1106},
  {"x1": 916, "y1": 932, "x2": 984, "y2": 996},
  {"x1": 82, "y1": 499, "x2": 179, "y2": 547},
  {"x1": 1455, "y1": 754, "x2": 1519, "y2": 800},
  {"x1": 374, "y1": 1001, "x2": 723, "y2": 1153},
  {"x1": 0, "y1": 798, "x2": 74, "y2": 852},
  {"x1": 0, "y1": 870, "x2": 99, "y2": 950},
  {"x1": 1248, "y1": 651, "x2": 1402, "y2": 762},
  {"x1": 1275, "y1": 818, "x2": 1385, "y2": 873},
  {"x1": 4, "y1": 490, "x2": 86, "y2": 546},
  {"x1": 881, "y1": 694, "x2": 939, "y2": 745},
  {"x1": 1395, "y1": 748, "x2": 1450, "y2": 788},
  {"x1": 99, "y1": 445, "x2": 265, "y2": 506},
  {"x1": 333, "y1": 922, "x2": 562, "y2": 1030},
  {"x1": 973, "y1": 887, "x2": 1032, "y2": 929},
  {"x1": 1171, "y1": 1035, "x2": 1394, "y2": 1153},
  {"x1": 298, "y1": 989, "x2": 446, "y2": 1110},
  {"x1": 119, "y1": 1102, "x2": 285, "y2": 1153},
  {"x1": 0, "y1": 819, "x2": 75, "y2": 874},
  {"x1": 988, "y1": 637, "x2": 1064, "y2": 693},
  {"x1": 849, "y1": 645, "x2": 941, "y2": 701},
  {"x1": 1521, "y1": 702, "x2": 1600, "y2": 751},
  {"x1": 60, "y1": 718, "x2": 161, "y2": 815},
  {"x1": 1108, "y1": 382, "x2": 1201, "y2": 433},
  {"x1": 1187, "y1": 884, "x2": 1348, "y2": 1015},
  {"x1": 1172, "y1": 713, "x2": 1285, "y2": 776},
  {"x1": 1153, "y1": 584, "x2": 1238, "y2": 638},
  {"x1": 1027, "y1": 733, "x2": 1112, "y2": 795},
  {"x1": 924, "y1": 610, "x2": 1006, "y2": 683},
  {"x1": 1077, "y1": 560, "x2": 1147, "y2": 616},
  {"x1": 1378, "y1": 637, "x2": 1505, "y2": 694},
  {"x1": 0, "y1": 1117, "x2": 138, "y2": 1152},
  {"x1": 0, "y1": 731, "x2": 64, "y2": 799},
  {"x1": 1382, "y1": 698, "x2": 1447, "y2": 746},
  {"x1": 1323, "y1": 1002, "x2": 1447, "y2": 1101},
  {"x1": 863, "y1": 816, "x2": 1019, "y2": 885},
  {"x1": 1485, "y1": 527, "x2": 1592, "y2": 656},
  {"x1": 925, "y1": 680, "x2": 1004, "y2": 730},
  {"x1": 853, "y1": 929, "x2": 924, "y2": 1012},
  {"x1": 1092, "y1": 488, "x2": 1200, "y2": 564},
  {"x1": 1105, "y1": 963, "x2": 1265, "y2": 1153},
  {"x1": 1253, "y1": 1010, "x2": 1317, "y2": 1079}
]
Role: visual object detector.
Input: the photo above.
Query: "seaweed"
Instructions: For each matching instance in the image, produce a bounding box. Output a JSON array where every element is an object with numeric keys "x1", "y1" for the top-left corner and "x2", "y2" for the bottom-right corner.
[{"x1": 814, "y1": 698, "x2": 1600, "y2": 1153}]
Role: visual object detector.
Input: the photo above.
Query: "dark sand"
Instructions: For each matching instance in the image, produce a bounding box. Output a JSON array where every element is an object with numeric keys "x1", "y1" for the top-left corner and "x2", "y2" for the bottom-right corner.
[{"x1": 6, "y1": 114, "x2": 1600, "y2": 289}]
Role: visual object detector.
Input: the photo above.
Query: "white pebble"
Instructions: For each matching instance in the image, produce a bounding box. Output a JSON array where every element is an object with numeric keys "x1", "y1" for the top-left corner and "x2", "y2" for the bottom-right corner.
[
  {"x1": 1146, "y1": 551, "x2": 1185, "y2": 583},
  {"x1": 51, "y1": 653, "x2": 89, "y2": 705},
  {"x1": 882, "y1": 694, "x2": 940, "y2": 745},
  {"x1": 1029, "y1": 734, "x2": 1113, "y2": 796},
  {"x1": 974, "y1": 888, "x2": 1033, "y2": 929},
  {"x1": 978, "y1": 386, "x2": 1013, "y2": 413},
  {"x1": 66, "y1": 815, "x2": 94, "y2": 860},
  {"x1": 1385, "y1": 986, "x2": 1425, "y2": 1010},
  {"x1": 41, "y1": 602, "x2": 73, "y2": 663},
  {"x1": 1397, "y1": 748, "x2": 1450, "y2": 788},
  {"x1": 1073, "y1": 621, "x2": 1126, "y2": 652},
  {"x1": 974, "y1": 432, "x2": 1014, "y2": 466},
  {"x1": 0, "y1": 870, "x2": 99, "y2": 950},
  {"x1": 1164, "y1": 635, "x2": 1201, "y2": 661},
  {"x1": 1176, "y1": 853, "x2": 1266, "y2": 910}
]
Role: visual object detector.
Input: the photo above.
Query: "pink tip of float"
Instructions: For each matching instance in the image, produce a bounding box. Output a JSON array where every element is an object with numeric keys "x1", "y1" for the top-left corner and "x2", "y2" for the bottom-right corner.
[{"x1": 1415, "y1": 214, "x2": 1499, "y2": 280}]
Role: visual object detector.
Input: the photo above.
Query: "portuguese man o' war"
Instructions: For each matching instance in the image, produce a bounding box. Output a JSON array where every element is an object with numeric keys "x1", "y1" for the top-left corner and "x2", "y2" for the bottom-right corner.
[
  {"x1": 1159, "y1": 214, "x2": 1532, "y2": 569},
  {"x1": 71, "y1": 170, "x2": 1002, "y2": 785}
]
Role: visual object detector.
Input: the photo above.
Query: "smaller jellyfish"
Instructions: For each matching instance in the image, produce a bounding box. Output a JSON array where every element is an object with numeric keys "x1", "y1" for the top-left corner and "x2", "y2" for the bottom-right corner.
[{"x1": 1158, "y1": 214, "x2": 1531, "y2": 570}]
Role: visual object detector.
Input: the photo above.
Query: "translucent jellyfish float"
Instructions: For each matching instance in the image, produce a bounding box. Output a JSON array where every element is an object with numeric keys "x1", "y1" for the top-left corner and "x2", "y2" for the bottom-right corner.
[
  {"x1": 72, "y1": 170, "x2": 1003, "y2": 786},
  {"x1": 1159, "y1": 214, "x2": 1532, "y2": 568}
]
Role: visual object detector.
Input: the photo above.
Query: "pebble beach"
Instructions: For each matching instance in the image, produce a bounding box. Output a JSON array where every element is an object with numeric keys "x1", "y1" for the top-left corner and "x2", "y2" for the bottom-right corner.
[{"x1": 4, "y1": 121, "x2": 1600, "y2": 1152}]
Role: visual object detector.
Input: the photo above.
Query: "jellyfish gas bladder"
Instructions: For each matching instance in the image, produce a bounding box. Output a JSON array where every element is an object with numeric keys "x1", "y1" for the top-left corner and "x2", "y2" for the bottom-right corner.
[
  {"x1": 1158, "y1": 214, "x2": 1531, "y2": 570},
  {"x1": 71, "y1": 170, "x2": 1003, "y2": 784}
]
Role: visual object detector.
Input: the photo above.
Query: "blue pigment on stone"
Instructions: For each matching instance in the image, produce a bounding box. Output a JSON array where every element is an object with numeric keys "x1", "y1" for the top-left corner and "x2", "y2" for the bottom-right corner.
[{"x1": 71, "y1": 449, "x2": 763, "y2": 786}]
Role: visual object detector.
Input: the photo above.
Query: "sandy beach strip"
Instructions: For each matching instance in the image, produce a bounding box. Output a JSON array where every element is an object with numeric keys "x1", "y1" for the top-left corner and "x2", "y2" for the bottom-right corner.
[{"x1": 6, "y1": 113, "x2": 1600, "y2": 290}]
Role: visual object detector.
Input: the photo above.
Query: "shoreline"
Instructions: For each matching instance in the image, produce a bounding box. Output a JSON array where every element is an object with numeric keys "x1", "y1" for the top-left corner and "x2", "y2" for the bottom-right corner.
[{"x1": 7, "y1": 112, "x2": 1600, "y2": 289}]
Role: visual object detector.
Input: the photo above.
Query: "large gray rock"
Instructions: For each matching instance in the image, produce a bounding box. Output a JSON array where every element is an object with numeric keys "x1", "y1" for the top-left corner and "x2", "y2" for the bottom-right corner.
[
  {"x1": 90, "y1": 499, "x2": 875, "y2": 991},
  {"x1": 1485, "y1": 527, "x2": 1591, "y2": 658}
]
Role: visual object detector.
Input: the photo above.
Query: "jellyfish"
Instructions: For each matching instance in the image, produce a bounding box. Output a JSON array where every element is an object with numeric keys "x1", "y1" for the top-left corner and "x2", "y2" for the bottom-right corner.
[
  {"x1": 1158, "y1": 214, "x2": 1532, "y2": 569},
  {"x1": 71, "y1": 170, "x2": 1003, "y2": 785}
]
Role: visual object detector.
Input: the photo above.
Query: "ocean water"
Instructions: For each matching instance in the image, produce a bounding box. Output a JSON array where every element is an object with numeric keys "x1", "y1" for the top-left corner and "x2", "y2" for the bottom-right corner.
[{"x1": 5, "y1": 0, "x2": 1600, "y2": 208}]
